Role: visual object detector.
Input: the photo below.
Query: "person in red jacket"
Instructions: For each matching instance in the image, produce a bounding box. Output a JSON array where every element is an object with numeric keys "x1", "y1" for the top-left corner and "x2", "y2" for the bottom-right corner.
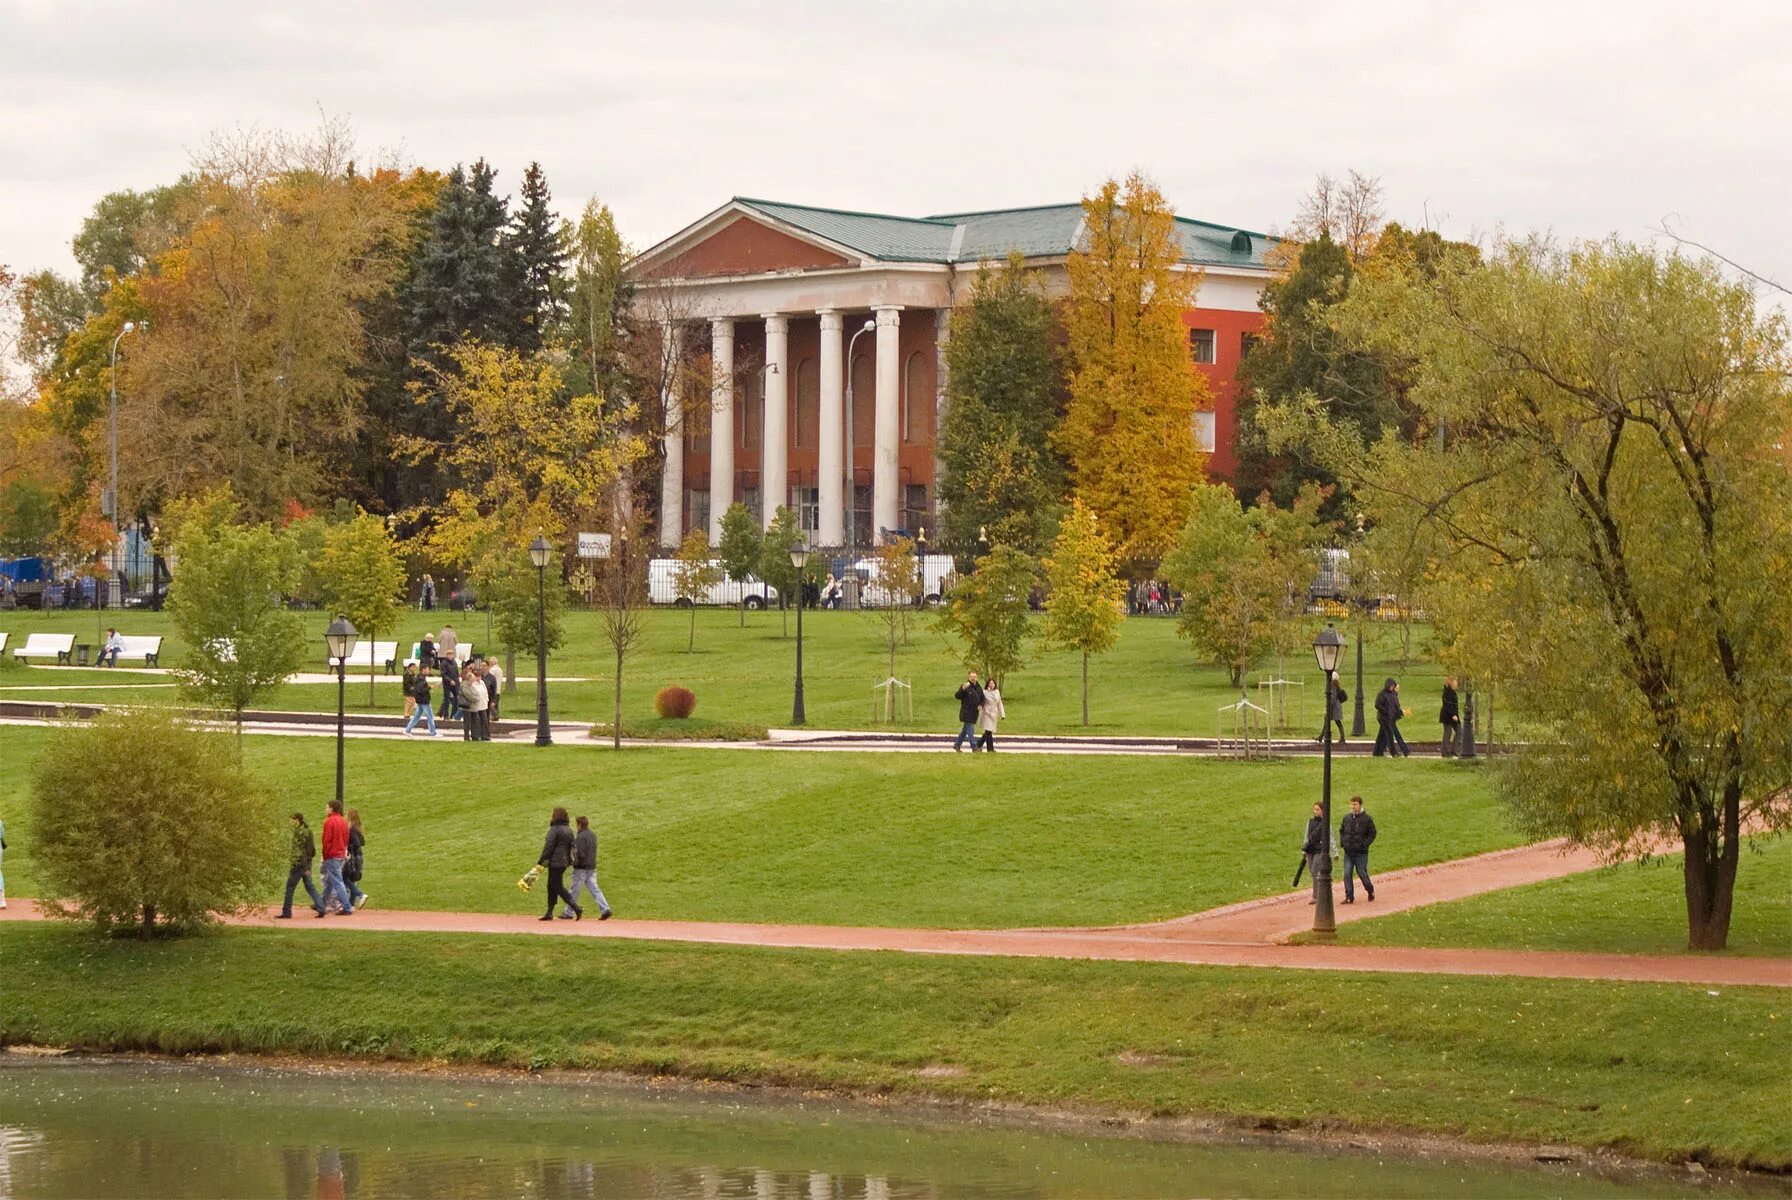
[{"x1": 317, "y1": 800, "x2": 354, "y2": 917}]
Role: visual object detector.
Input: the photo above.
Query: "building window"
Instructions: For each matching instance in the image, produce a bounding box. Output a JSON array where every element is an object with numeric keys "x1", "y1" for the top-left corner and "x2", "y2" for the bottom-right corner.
[
  {"x1": 742, "y1": 485, "x2": 762, "y2": 523},
  {"x1": 741, "y1": 373, "x2": 763, "y2": 451},
  {"x1": 852, "y1": 484, "x2": 872, "y2": 545},
  {"x1": 687, "y1": 490, "x2": 710, "y2": 537},
  {"x1": 1188, "y1": 328, "x2": 1216, "y2": 365},
  {"x1": 1194, "y1": 411, "x2": 1216, "y2": 455},
  {"x1": 795, "y1": 486, "x2": 819, "y2": 533},
  {"x1": 1240, "y1": 331, "x2": 1262, "y2": 363},
  {"x1": 904, "y1": 484, "x2": 930, "y2": 537},
  {"x1": 850, "y1": 354, "x2": 873, "y2": 448},
  {"x1": 902, "y1": 351, "x2": 927, "y2": 444},
  {"x1": 794, "y1": 358, "x2": 817, "y2": 449}
]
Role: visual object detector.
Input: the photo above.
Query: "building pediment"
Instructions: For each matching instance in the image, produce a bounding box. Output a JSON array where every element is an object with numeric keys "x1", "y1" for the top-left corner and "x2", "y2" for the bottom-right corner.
[{"x1": 635, "y1": 203, "x2": 860, "y2": 280}]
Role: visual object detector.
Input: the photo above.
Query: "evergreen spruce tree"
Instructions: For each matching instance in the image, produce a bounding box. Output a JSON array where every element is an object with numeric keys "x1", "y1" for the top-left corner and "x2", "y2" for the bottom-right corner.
[
  {"x1": 402, "y1": 160, "x2": 517, "y2": 363},
  {"x1": 506, "y1": 162, "x2": 566, "y2": 354}
]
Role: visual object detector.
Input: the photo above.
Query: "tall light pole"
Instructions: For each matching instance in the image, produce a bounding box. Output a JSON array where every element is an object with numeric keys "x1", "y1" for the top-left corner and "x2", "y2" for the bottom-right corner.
[
  {"x1": 108, "y1": 320, "x2": 140, "y2": 607},
  {"x1": 842, "y1": 317, "x2": 875, "y2": 550},
  {"x1": 529, "y1": 535, "x2": 554, "y2": 747},
  {"x1": 324, "y1": 615, "x2": 359, "y2": 813},
  {"x1": 1311, "y1": 622, "x2": 1345, "y2": 935},
  {"x1": 1350, "y1": 512, "x2": 1367, "y2": 738},
  {"x1": 789, "y1": 538, "x2": 809, "y2": 725}
]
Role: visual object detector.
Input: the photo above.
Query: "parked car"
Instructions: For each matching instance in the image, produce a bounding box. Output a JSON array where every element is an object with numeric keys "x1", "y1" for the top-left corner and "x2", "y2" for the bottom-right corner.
[{"x1": 647, "y1": 559, "x2": 780, "y2": 609}]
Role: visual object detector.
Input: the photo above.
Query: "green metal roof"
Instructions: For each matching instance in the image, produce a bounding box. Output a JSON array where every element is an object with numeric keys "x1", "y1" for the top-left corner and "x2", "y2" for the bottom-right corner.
[{"x1": 733, "y1": 197, "x2": 1271, "y2": 270}]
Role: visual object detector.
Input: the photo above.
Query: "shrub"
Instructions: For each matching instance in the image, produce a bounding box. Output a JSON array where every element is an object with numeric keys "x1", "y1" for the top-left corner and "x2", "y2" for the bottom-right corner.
[
  {"x1": 29, "y1": 709, "x2": 281, "y2": 938},
  {"x1": 654, "y1": 686, "x2": 697, "y2": 719}
]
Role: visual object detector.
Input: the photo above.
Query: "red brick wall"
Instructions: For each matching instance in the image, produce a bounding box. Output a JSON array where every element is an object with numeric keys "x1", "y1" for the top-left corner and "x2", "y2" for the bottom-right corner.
[
  {"x1": 650, "y1": 216, "x2": 852, "y2": 278},
  {"x1": 1182, "y1": 306, "x2": 1265, "y2": 481}
]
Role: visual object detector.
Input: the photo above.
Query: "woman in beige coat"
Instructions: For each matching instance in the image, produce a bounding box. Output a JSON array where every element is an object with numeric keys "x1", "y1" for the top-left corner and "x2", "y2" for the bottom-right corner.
[{"x1": 977, "y1": 679, "x2": 1007, "y2": 753}]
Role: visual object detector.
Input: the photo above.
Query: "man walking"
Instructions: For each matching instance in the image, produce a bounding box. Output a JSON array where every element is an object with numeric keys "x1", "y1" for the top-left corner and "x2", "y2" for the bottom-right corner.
[
  {"x1": 277, "y1": 812, "x2": 323, "y2": 918},
  {"x1": 1339, "y1": 795, "x2": 1377, "y2": 903},
  {"x1": 1301, "y1": 802, "x2": 1329, "y2": 905},
  {"x1": 316, "y1": 800, "x2": 354, "y2": 917},
  {"x1": 952, "y1": 671, "x2": 984, "y2": 752},
  {"x1": 1373, "y1": 678, "x2": 1411, "y2": 757},
  {"x1": 1317, "y1": 679, "x2": 1347, "y2": 744},
  {"x1": 1439, "y1": 676, "x2": 1461, "y2": 758},
  {"x1": 560, "y1": 814, "x2": 613, "y2": 920},
  {"x1": 484, "y1": 656, "x2": 504, "y2": 723}
]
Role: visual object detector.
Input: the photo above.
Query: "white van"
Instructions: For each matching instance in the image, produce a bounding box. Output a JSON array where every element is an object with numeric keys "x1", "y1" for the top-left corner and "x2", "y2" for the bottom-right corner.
[
  {"x1": 843, "y1": 553, "x2": 954, "y2": 607},
  {"x1": 647, "y1": 559, "x2": 781, "y2": 609}
]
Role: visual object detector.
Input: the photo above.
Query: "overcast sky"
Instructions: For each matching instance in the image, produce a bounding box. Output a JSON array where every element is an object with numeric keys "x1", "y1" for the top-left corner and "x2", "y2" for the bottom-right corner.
[{"x1": 4, "y1": 0, "x2": 1788, "y2": 297}]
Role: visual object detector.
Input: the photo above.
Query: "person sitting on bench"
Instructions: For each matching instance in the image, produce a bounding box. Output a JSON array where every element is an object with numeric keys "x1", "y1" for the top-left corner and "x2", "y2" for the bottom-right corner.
[{"x1": 97, "y1": 628, "x2": 124, "y2": 667}]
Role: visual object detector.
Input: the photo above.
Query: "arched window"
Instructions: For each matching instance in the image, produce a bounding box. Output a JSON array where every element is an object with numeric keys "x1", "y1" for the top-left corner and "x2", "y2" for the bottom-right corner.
[
  {"x1": 849, "y1": 352, "x2": 874, "y2": 448},
  {"x1": 741, "y1": 371, "x2": 762, "y2": 450},
  {"x1": 902, "y1": 351, "x2": 929, "y2": 444},
  {"x1": 793, "y1": 357, "x2": 817, "y2": 449}
]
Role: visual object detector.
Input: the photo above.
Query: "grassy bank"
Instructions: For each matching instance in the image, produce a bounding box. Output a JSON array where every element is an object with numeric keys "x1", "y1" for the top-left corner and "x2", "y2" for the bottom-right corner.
[
  {"x1": 1324, "y1": 837, "x2": 1792, "y2": 957},
  {"x1": 1, "y1": 924, "x2": 1785, "y2": 1170},
  {"x1": 0, "y1": 726, "x2": 1513, "y2": 928},
  {"x1": 0, "y1": 604, "x2": 1488, "y2": 736}
]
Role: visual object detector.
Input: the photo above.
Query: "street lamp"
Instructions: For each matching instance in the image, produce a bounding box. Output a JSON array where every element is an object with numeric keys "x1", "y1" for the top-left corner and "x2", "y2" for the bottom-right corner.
[
  {"x1": 107, "y1": 320, "x2": 140, "y2": 607},
  {"x1": 1350, "y1": 512, "x2": 1367, "y2": 738},
  {"x1": 324, "y1": 615, "x2": 359, "y2": 812},
  {"x1": 843, "y1": 317, "x2": 875, "y2": 548},
  {"x1": 789, "y1": 538, "x2": 809, "y2": 725},
  {"x1": 1311, "y1": 622, "x2": 1345, "y2": 935},
  {"x1": 528, "y1": 534, "x2": 554, "y2": 747}
]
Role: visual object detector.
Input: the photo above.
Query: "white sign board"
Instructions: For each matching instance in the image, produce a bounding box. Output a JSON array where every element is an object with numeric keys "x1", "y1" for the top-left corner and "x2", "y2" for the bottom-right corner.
[{"x1": 577, "y1": 532, "x2": 612, "y2": 560}]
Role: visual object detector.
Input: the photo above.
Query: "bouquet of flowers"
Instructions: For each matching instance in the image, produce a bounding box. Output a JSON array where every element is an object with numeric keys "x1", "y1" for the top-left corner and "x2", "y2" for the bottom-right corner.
[{"x1": 517, "y1": 864, "x2": 542, "y2": 893}]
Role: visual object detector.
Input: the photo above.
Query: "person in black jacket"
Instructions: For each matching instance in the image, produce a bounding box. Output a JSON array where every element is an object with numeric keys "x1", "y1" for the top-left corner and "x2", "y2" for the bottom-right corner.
[
  {"x1": 1317, "y1": 680, "x2": 1348, "y2": 744},
  {"x1": 1338, "y1": 795, "x2": 1377, "y2": 903},
  {"x1": 1439, "y1": 677, "x2": 1461, "y2": 758},
  {"x1": 952, "y1": 671, "x2": 984, "y2": 752},
  {"x1": 559, "y1": 815, "x2": 612, "y2": 920},
  {"x1": 277, "y1": 813, "x2": 323, "y2": 918},
  {"x1": 1372, "y1": 678, "x2": 1411, "y2": 757},
  {"x1": 537, "y1": 806, "x2": 581, "y2": 921},
  {"x1": 1301, "y1": 802, "x2": 1329, "y2": 905}
]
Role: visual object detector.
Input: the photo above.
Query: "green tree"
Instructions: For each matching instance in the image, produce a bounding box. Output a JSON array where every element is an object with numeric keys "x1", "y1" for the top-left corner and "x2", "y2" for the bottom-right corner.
[
  {"x1": 717, "y1": 501, "x2": 762, "y2": 627},
  {"x1": 317, "y1": 511, "x2": 407, "y2": 705},
  {"x1": 506, "y1": 162, "x2": 565, "y2": 355},
  {"x1": 0, "y1": 479, "x2": 58, "y2": 557},
  {"x1": 938, "y1": 256, "x2": 1067, "y2": 554},
  {"x1": 1056, "y1": 173, "x2": 1209, "y2": 566},
  {"x1": 475, "y1": 545, "x2": 568, "y2": 659},
  {"x1": 561, "y1": 197, "x2": 634, "y2": 403},
  {"x1": 670, "y1": 526, "x2": 723, "y2": 651},
  {"x1": 868, "y1": 535, "x2": 921, "y2": 678},
  {"x1": 936, "y1": 544, "x2": 1035, "y2": 682},
  {"x1": 596, "y1": 515, "x2": 647, "y2": 751},
  {"x1": 167, "y1": 512, "x2": 306, "y2": 738},
  {"x1": 758, "y1": 505, "x2": 805, "y2": 638},
  {"x1": 1274, "y1": 238, "x2": 1792, "y2": 950},
  {"x1": 1161, "y1": 483, "x2": 1323, "y2": 688},
  {"x1": 28, "y1": 709, "x2": 279, "y2": 938},
  {"x1": 1042, "y1": 498, "x2": 1126, "y2": 725}
]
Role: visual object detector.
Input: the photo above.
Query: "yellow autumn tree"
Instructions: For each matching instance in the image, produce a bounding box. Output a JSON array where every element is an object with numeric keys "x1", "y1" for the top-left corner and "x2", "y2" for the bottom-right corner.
[{"x1": 1056, "y1": 173, "x2": 1211, "y2": 565}]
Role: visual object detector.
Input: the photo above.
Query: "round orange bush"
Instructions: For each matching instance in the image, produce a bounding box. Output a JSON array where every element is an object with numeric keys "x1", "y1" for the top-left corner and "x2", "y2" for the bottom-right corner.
[{"x1": 654, "y1": 686, "x2": 697, "y2": 719}]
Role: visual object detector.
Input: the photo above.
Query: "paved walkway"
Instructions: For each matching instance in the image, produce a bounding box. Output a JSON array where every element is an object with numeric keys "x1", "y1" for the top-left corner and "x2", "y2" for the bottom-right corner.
[{"x1": 6, "y1": 839, "x2": 1785, "y2": 988}]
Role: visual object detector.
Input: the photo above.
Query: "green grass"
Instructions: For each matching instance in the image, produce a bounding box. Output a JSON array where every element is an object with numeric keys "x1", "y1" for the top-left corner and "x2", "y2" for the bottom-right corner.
[
  {"x1": 1326, "y1": 837, "x2": 1792, "y2": 957},
  {"x1": 1, "y1": 924, "x2": 1786, "y2": 1170},
  {"x1": 0, "y1": 604, "x2": 1494, "y2": 736},
  {"x1": 0, "y1": 725, "x2": 1515, "y2": 928}
]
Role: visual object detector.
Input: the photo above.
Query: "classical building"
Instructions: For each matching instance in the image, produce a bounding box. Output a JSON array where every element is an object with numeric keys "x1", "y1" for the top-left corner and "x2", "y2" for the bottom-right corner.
[{"x1": 631, "y1": 197, "x2": 1273, "y2": 549}]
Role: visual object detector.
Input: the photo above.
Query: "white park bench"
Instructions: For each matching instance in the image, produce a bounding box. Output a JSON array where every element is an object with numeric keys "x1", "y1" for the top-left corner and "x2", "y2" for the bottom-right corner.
[
  {"x1": 12, "y1": 632, "x2": 75, "y2": 664},
  {"x1": 328, "y1": 640, "x2": 402, "y2": 674},
  {"x1": 110, "y1": 634, "x2": 164, "y2": 666},
  {"x1": 405, "y1": 641, "x2": 475, "y2": 668}
]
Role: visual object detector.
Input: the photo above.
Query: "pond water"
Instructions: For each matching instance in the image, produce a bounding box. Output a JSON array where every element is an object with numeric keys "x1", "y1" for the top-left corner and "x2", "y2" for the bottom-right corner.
[{"x1": 0, "y1": 1058, "x2": 1766, "y2": 1199}]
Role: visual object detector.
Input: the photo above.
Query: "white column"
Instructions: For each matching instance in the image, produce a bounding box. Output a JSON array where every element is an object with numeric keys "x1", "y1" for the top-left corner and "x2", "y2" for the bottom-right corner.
[
  {"x1": 658, "y1": 322, "x2": 683, "y2": 548},
  {"x1": 816, "y1": 310, "x2": 844, "y2": 545},
  {"x1": 873, "y1": 305, "x2": 902, "y2": 538},
  {"x1": 760, "y1": 313, "x2": 789, "y2": 528},
  {"x1": 708, "y1": 318, "x2": 735, "y2": 543}
]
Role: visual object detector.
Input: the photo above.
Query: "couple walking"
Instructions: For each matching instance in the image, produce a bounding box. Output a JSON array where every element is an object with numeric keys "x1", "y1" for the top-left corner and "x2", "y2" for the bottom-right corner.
[
  {"x1": 535, "y1": 807, "x2": 612, "y2": 922},
  {"x1": 951, "y1": 671, "x2": 1006, "y2": 752},
  {"x1": 1301, "y1": 795, "x2": 1378, "y2": 904},
  {"x1": 279, "y1": 800, "x2": 369, "y2": 918}
]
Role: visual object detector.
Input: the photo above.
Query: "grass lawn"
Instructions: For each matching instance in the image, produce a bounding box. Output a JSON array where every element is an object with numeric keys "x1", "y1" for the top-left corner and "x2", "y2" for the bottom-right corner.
[
  {"x1": 0, "y1": 725, "x2": 1514, "y2": 928},
  {"x1": 1324, "y1": 837, "x2": 1792, "y2": 958},
  {"x1": 0, "y1": 604, "x2": 1499, "y2": 737},
  {"x1": 1, "y1": 924, "x2": 1785, "y2": 1170}
]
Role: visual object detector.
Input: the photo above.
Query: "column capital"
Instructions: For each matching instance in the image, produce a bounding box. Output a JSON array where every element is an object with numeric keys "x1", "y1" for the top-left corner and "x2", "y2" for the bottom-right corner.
[
  {"x1": 760, "y1": 312, "x2": 789, "y2": 333},
  {"x1": 710, "y1": 317, "x2": 734, "y2": 338},
  {"x1": 816, "y1": 308, "x2": 842, "y2": 327},
  {"x1": 874, "y1": 306, "x2": 903, "y2": 327}
]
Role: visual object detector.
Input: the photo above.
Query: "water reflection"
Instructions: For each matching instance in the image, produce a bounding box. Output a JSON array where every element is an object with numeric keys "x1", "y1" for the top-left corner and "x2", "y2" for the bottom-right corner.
[{"x1": 0, "y1": 1058, "x2": 1769, "y2": 1199}]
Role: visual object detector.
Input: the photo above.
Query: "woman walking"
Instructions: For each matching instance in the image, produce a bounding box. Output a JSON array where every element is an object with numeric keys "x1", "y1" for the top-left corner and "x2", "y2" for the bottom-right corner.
[
  {"x1": 537, "y1": 807, "x2": 581, "y2": 921},
  {"x1": 404, "y1": 669, "x2": 439, "y2": 736},
  {"x1": 343, "y1": 809, "x2": 369, "y2": 911},
  {"x1": 460, "y1": 664, "x2": 488, "y2": 741},
  {"x1": 977, "y1": 678, "x2": 1007, "y2": 753}
]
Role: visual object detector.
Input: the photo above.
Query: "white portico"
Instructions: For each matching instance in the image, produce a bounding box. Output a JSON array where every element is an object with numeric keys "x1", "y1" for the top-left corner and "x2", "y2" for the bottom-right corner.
[{"x1": 630, "y1": 197, "x2": 1276, "y2": 548}]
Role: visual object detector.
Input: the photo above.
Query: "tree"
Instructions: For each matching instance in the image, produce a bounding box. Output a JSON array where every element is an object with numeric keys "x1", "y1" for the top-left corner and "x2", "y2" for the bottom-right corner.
[
  {"x1": 506, "y1": 162, "x2": 565, "y2": 355},
  {"x1": 936, "y1": 544, "x2": 1035, "y2": 682},
  {"x1": 868, "y1": 535, "x2": 921, "y2": 678},
  {"x1": 1056, "y1": 173, "x2": 1209, "y2": 566},
  {"x1": 1275, "y1": 238, "x2": 1792, "y2": 950},
  {"x1": 1160, "y1": 483, "x2": 1323, "y2": 688},
  {"x1": 1290, "y1": 169, "x2": 1386, "y2": 264},
  {"x1": 28, "y1": 709, "x2": 279, "y2": 938},
  {"x1": 316, "y1": 511, "x2": 407, "y2": 705},
  {"x1": 562, "y1": 198, "x2": 633, "y2": 402},
  {"x1": 166, "y1": 505, "x2": 308, "y2": 738},
  {"x1": 670, "y1": 527, "x2": 722, "y2": 651},
  {"x1": 1042, "y1": 499, "x2": 1126, "y2": 725},
  {"x1": 717, "y1": 501, "x2": 762, "y2": 627},
  {"x1": 938, "y1": 256, "x2": 1067, "y2": 555},
  {"x1": 596, "y1": 509, "x2": 647, "y2": 750},
  {"x1": 475, "y1": 544, "x2": 568, "y2": 660},
  {"x1": 759, "y1": 505, "x2": 805, "y2": 638},
  {"x1": 0, "y1": 479, "x2": 58, "y2": 557}
]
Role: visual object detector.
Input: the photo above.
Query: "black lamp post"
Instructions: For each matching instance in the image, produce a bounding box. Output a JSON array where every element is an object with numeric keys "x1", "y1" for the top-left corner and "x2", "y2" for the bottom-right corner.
[
  {"x1": 324, "y1": 615, "x2": 359, "y2": 812},
  {"x1": 528, "y1": 535, "x2": 553, "y2": 747},
  {"x1": 1350, "y1": 514, "x2": 1366, "y2": 737},
  {"x1": 789, "y1": 538, "x2": 809, "y2": 725},
  {"x1": 1311, "y1": 622, "x2": 1345, "y2": 935}
]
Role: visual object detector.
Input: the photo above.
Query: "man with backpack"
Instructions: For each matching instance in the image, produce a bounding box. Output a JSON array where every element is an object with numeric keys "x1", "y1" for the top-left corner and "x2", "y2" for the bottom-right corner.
[{"x1": 277, "y1": 812, "x2": 324, "y2": 918}]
